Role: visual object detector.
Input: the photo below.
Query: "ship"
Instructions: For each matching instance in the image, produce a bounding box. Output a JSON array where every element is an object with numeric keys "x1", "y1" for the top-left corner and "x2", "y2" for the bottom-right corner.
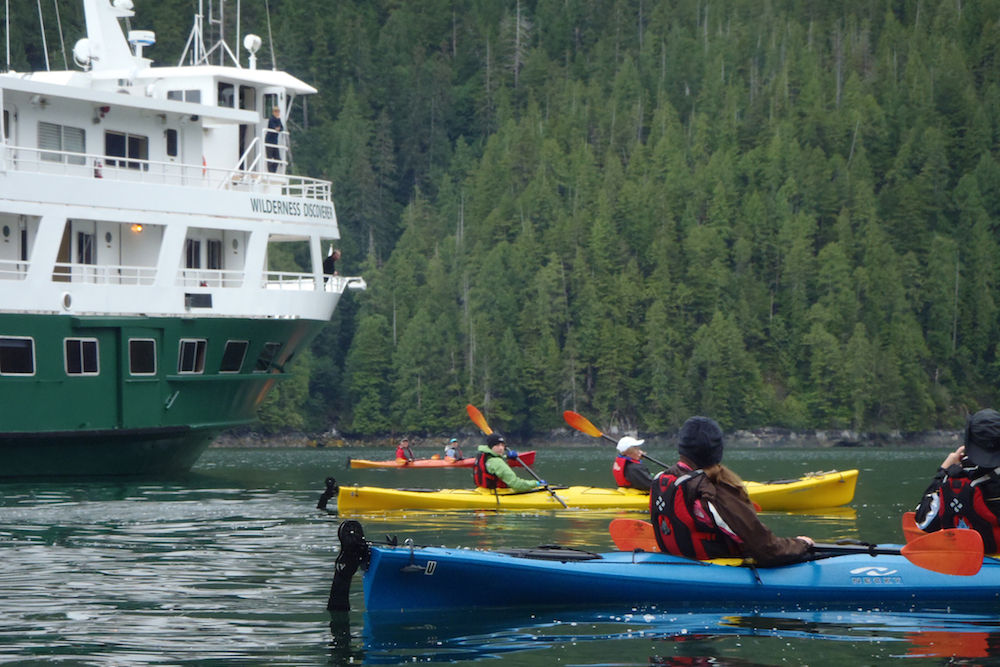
[{"x1": 0, "y1": 0, "x2": 364, "y2": 476}]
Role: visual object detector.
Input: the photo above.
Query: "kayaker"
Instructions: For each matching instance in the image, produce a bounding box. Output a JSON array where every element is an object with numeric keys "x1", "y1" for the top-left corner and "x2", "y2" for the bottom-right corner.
[
  {"x1": 444, "y1": 438, "x2": 463, "y2": 461},
  {"x1": 473, "y1": 433, "x2": 543, "y2": 492},
  {"x1": 914, "y1": 408, "x2": 1000, "y2": 552},
  {"x1": 650, "y1": 416, "x2": 814, "y2": 567},
  {"x1": 395, "y1": 438, "x2": 415, "y2": 463},
  {"x1": 612, "y1": 436, "x2": 654, "y2": 491}
]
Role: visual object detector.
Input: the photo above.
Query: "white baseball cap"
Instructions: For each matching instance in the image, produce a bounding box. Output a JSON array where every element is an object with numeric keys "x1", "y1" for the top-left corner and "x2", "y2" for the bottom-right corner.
[{"x1": 617, "y1": 436, "x2": 645, "y2": 454}]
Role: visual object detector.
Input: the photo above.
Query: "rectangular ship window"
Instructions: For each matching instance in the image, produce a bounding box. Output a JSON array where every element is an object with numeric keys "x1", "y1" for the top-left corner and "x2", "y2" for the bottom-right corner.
[
  {"x1": 65, "y1": 338, "x2": 99, "y2": 375},
  {"x1": 219, "y1": 340, "x2": 248, "y2": 373},
  {"x1": 186, "y1": 239, "x2": 201, "y2": 268},
  {"x1": 206, "y1": 239, "x2": 222, "y2": 270},
  {"x1": 178, "y1": 339, "x2": 206, "y2": 374},
  {"x1": 0, "y1": 337, "x2": 34, "y2": 375},
  {"x1": 38, "y1": 121, "x2": 86, "y2": 165},
  {"x1": 129, "y1": 338, "x2": 156, "y2": 375},
  {"x1": 104, "y1": 130, "x2": 149, "y2": 170},
  {"x1": 253, "y1": 342, "x2": 282, "y2": 372}
]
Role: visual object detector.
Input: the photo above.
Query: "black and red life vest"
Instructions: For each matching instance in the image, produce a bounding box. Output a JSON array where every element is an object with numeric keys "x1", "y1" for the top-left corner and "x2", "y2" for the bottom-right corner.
[
  {"x1": 473, "y1": 452, "x2": 508, "y2": 489},
  {"x1": 612, "y1": 455, "x2": 638, "y2": 487},
  {"x1": 938, "y1": 470, "x2": 1000, "y2": 553},
  {"x1": 649, "y1": 466, "x2": 741, "y2": 560}
]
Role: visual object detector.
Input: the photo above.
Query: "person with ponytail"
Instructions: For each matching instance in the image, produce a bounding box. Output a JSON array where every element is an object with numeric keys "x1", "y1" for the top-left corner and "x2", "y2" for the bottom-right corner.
[{"x1": 649, "y1": 416, "x2": 814, "y2": 567}]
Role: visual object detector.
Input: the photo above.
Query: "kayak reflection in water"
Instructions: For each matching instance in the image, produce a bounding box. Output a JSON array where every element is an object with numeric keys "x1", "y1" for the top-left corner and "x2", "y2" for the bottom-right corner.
[
  {"x1": 612, "y1": 436, "x2": 655, "y2": 491},
  {"x1": 650, "y1": 416, "x2": 814, "y2": 567}
]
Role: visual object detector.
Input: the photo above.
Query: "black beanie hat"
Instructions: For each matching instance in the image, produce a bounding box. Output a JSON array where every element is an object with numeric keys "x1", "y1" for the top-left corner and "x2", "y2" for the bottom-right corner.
[
  {"x1": 677, "y1": 416, "x2": 724, "y2": 467},
  {"x1": 965, "y1": 409, "x2": 1000, "y2": 468},
  {"x1": 486, "y1": 433, "x2": 506, "y2": 447}
]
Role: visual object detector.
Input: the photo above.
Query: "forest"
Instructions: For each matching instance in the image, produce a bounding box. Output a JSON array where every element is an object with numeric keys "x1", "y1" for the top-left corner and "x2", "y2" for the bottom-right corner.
[{"x1": 11, "y1": 0, "x2": 1000, "y2": 437}]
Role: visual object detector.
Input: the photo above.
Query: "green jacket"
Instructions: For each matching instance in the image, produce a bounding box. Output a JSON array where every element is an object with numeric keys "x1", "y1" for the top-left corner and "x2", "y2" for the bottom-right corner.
[{"x1": 475, "y1": 445, "x2": 538, "y2": 492}]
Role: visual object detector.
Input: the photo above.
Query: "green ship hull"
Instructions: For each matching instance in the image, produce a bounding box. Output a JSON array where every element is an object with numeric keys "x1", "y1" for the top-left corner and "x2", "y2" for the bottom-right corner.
[{"x1": 0, "y1": 313, "x2": 324, "y2": 477}]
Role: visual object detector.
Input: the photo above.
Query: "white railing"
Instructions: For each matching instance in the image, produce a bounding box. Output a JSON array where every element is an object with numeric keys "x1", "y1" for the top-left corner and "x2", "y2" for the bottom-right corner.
[
  {"x1": 175, "y1": 268, "x2": 245, "y2": 288},
  {"x1": 0, "y1": 143, "x2": 330, "y2": 202},
  {"x1": 263, "y1": 270, "x2": 318, "y2": 291},
  {"x1": 0, "y1": 258, "x2": 29, "y2": 280},
  {"x1": 51, "y1": 262, "x2": 157, "y2": 285}
]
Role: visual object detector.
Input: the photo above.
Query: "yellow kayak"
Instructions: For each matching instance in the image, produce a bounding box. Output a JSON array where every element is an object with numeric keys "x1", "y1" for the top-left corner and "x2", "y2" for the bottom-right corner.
[{"x1": 336, "y1": 469, "x2": 858, "y2": 513}]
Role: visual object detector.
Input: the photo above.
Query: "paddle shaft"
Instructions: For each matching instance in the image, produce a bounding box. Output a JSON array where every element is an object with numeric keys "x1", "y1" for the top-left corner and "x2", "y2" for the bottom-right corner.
[
  {"x1": 811, "y1": 543, "x2": 906, "y2": 557},
  {"x1": 563, "y1": 410, "x2": 670, "y2": 468},
  {"x1": 514, "y1": 455, "x2": 569, "y2": 508}
]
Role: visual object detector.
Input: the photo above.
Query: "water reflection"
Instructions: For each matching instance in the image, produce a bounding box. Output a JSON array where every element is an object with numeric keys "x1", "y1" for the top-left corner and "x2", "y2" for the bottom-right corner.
[{"x1": 359, "y1": 608, "x2": 1000, "y2": 664}]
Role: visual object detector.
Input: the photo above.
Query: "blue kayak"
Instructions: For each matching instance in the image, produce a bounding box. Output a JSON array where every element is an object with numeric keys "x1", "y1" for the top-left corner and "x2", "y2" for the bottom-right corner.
[{"x1": 323, "y1": 520, "x2": 1000, "y2": 614}]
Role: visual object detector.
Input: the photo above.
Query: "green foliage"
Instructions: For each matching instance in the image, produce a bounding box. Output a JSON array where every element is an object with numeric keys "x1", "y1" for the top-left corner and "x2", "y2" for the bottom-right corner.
[{"x1": 51, "y1": 0, "x2": 1000, "y2": 435}]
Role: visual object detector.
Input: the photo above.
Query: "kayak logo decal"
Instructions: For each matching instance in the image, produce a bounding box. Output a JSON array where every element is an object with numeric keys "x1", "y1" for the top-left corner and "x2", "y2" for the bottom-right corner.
[{"x1": 849, "y1": 565, "x2": 901, "y2": 585}]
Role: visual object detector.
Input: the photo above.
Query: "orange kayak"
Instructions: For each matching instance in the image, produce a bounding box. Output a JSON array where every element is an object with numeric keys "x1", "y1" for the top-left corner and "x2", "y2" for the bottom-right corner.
[{"x1": 348, "y1": 450, "x2": 536, "y2": 469}]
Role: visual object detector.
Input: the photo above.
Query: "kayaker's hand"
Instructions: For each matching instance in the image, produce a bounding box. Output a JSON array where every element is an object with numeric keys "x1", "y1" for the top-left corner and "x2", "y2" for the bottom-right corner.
[
  {"x1": 537, "y1": 480, "x2": 546, "y2": 487},
  {"x1": 796, "y1": 536, "x2": 814, "y2": 546},
  {"x1": 506, "y1": 449, "x2": 519, "y2": 460},
  {"x1": 942, "y1": 445, "x2": 965, "y2": 469}
]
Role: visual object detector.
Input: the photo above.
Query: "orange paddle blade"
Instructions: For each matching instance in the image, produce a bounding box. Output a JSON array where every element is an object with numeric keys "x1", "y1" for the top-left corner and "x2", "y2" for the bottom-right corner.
[
  {"x1": 609, "y1": 518, "x2": 660, "y2": 552},
  {"x1": 465, "y1": 404, "x2": 492, "y2": 435},
  {"x1": 901, "y1": 511, "x2": 925, "y2": 543},
  {"x1": 563, "y1": 411, "x2": 603, "y2": 438},
  {"x1": 899, "y1": 528, "x2": 984, "y2": 576}
]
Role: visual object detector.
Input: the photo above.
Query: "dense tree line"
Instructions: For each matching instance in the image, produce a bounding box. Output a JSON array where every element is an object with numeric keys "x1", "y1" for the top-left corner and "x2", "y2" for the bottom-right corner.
[{"x1": 18, "y1": 1, "x2": 1000, "y2": 436}]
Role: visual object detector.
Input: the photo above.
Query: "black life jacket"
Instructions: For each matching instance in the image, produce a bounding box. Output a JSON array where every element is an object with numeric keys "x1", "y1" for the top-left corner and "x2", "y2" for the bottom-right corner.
[
  {"x1": 649, "y1": 467, "x2": 741, "y2": 560},
  {"x1": 939, "y1": 470, "x2": 1000, "y2": 553},
  {"x1": 473, "y1": 452, "x2": 508, "y2": 489},
  {"x1": 612, "y1": 455, "x2": 637, "y2": 487}
]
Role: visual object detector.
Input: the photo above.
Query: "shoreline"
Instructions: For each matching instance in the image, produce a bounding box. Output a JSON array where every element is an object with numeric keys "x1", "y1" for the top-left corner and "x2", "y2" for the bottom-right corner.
[{"x1": 210, "y1": 427, "x2": 963, "y2": 449}]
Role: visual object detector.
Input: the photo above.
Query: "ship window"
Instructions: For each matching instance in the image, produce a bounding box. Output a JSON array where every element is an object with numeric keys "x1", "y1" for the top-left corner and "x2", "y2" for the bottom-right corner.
[
  {"x1": 254, "y1": 342, "x2": 282, "y2": 372},
  {"x1": 165, "y1": 129, "x2": 178, "y2": 157},
  {"x1": 38, "y1": 121, "x2": 86, "y2": 165},
  {"x1": 0, "y1": 336, "x2": 34, "y2": 375},
  {"x1": 77, "y1": 231, "x2": 95, "y2": 264},
  {"x1": 206, "y1": 239, "x2": 222, "y2": 270},
  {"x1": 167, "y1": 89, "x2": 201, "y2": 103},
  {"x1": 65, "y1": 338, "x2": 99, "y2": 375},
  {"x1": 185, "y1": 239, "x2": 201, "y2": 268},
  {"x1": 218, "y1": 82, "x2": 235, "y2": 108},
  {"x1": 220, "y1": 340, "x2": 248, "y2": 373},
  {"x1": 178, "y1": 339, "x2": 206, "y2": 374},
  {"x1": 104, "y1": 130, "x2": 149, "y2": 170},
  {"x1": 3, "y1": 110, "x2": 8, "y2": 139},
  {"x1": 129, "y1": 338, "x2": 156, "y2": 375}
]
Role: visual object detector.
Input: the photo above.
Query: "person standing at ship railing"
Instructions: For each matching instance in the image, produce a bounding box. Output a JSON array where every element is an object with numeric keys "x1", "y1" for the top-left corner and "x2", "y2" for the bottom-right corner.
[{"x1": 266, "y1": 105, "x2": 283, "y2": 173}]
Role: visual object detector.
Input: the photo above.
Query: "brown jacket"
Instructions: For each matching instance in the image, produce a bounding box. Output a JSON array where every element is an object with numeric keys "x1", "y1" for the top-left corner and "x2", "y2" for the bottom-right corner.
[{"x1": 654, "y1": 462, "x2": 811, "y2": 567}]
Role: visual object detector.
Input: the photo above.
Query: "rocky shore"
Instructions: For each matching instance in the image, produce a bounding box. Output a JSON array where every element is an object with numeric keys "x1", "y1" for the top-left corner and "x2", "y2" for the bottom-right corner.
[{"x1": 211, "y1": 427, "x2": 963, "y2": 449}]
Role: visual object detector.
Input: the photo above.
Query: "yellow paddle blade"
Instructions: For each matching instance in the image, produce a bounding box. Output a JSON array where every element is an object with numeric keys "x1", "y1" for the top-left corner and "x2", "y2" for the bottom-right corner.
[
  {"x1": 609, "y1": 518, "x2": 659, "y2": 552},
  {"x1": 900, "y1": 528, "x2": 984, "y2": 576},
  {"x1": 465, "y1": 404, "x2": 492, "y2": 435}
]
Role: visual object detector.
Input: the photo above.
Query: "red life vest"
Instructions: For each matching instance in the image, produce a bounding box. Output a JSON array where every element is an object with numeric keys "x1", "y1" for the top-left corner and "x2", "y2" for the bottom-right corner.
[
  {"x1": 473, "y1": 452, "x2": 508, "y2": 489},
  {"x1": 939, "y1": 470, "x2": 1000, "y2": 553},
  {"x1": 612, "y1": 455, "x2": 638, "y2": 487},
  {"x1": 649, "y1": 467, "x2": 741, "y2": 560}
]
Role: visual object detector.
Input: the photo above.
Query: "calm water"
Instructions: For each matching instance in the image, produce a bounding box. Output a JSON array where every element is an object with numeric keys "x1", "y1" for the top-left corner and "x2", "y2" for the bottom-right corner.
[{"x1": 1, "y1": 442, "x2": 997, "y2": 665}]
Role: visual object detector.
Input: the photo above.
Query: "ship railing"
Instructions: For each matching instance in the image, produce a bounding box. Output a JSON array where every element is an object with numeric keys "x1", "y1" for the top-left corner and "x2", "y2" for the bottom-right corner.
[
  {"x1": 263, "y1": 270, "x2": 318, "y2": 291},
  {"x1": 51, "y1": 262, "x2": 157, "y2": 285},
  {"x1": 0, "y1": 144, "x2": 331, "y2": 203},
  {"x1": 0, "y1": 258, "x2": 29, "y2": 280},
  {"x1": 176, "y1": 268, "x2": 245, "y2": 288}
]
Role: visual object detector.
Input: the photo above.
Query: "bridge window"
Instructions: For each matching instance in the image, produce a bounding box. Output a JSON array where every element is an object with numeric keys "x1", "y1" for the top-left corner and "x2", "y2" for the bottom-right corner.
[
  {"x1": 38, "y1": 121, "x2": 85, "y2": 164},
  {"x1": 105, "y1": 130, "x2": 149, "y2": 170}
]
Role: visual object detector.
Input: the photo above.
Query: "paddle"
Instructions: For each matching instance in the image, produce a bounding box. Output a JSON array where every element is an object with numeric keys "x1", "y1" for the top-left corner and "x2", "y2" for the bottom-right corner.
[
  {"x1": 608, "y1": 518, "x2": 985, "y2": 576},
  {"x1": 563, "y1": 410, "x2": 670, "y2": 468},
  {"x1": 902, "y1": 511, "x2": 925, "y2": 543},
  {"x1": 465, "y1": 404, "x2": 568, "y2": 509}
]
